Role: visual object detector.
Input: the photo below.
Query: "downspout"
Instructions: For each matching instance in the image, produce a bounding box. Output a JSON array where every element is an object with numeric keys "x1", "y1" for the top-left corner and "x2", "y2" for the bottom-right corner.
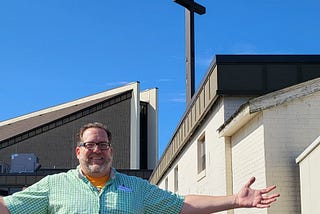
[{"x1": 225, "y1": 136, "x2": 234, "y2": 214}]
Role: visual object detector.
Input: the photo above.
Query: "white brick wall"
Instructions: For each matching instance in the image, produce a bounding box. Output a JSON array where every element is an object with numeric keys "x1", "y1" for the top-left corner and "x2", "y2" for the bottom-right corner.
[
  {"x1": 169, "y1": 100, "x2": 228, "y2": 197},
  {"x1": 231, "y1": 92, "x2": 320, "y2": 214},
  {"x1": 158, "y1": 97, "x2": 251, "y2": 214},
  {"x1": 157, "y1": 80, "x2": 320, "y2": 214},
  {"x1": 232, "y1": 113, "x2": 268, "y2": 214},
  {"x1": 263, "y1": 93, "x2": 320, "y2": 213},
  {"x1": 158, "y1": 92, "x2": 320, "y2": 214}
]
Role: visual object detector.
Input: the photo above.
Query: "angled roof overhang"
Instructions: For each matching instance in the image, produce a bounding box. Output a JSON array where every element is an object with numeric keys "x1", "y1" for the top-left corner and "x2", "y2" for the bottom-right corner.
[
  {"x1": 0, "y1": 82, "x2": 141, "y2": 148},
  {"x1": 218, "y1": 77, "x2": 320, "y2": 137}
]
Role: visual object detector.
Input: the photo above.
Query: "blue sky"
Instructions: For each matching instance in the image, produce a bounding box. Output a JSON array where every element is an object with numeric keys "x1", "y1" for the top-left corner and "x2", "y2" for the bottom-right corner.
[{"x1": 1, "y1": 0, "x2": 320, "y2": 158}]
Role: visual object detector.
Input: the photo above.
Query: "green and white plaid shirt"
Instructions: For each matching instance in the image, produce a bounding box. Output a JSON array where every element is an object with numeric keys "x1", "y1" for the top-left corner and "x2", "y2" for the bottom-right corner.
[{"x1": 4, "y1": 167, "x2": 184, "y2": 214}]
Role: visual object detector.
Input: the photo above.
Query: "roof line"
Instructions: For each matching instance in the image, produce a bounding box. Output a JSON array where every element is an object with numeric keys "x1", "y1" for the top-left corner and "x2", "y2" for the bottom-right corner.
[
  {"x1": 0, "y1": 82, "x2": 139, "y2": 126},
  {"x1": 249, "y1": 77, "x2": 320, "y2": 113},
  {"x1": 218, "y1": 77, "x2": 320, "y2": 136}
]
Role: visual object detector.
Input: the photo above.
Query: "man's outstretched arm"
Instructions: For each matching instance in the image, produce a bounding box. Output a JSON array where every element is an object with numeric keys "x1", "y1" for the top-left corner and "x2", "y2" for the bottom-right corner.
[
  {"x1": 180, "y1": 177, "x2": 280, "y2": 214},
  {"x1": 0, "y1": 197, "x2": 10, "y2": 214}
]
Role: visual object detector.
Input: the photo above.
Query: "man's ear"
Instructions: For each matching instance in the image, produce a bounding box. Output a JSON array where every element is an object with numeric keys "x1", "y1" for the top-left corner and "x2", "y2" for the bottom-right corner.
[{"x1": 75, "y1": 146, "x2": 80, "y2": 158}]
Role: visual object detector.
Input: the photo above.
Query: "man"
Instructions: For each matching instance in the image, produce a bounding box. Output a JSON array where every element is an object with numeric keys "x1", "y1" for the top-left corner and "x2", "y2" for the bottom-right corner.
[{"x1": 0, "y1": 122, "x2": 280, "y2": 213}]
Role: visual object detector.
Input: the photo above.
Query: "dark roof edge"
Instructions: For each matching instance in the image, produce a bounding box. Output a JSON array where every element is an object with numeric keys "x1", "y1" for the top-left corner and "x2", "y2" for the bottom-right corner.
[{"x1": 215, "y1": 54, "x2": 320, "y2": 63}]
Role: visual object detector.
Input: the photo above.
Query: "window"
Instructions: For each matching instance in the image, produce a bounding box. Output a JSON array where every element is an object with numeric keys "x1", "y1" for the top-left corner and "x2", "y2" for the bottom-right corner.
[
  {"x1": 174, "y1": 166, "x2": 178, "y2": 193},
  {"x1": 197, "y1": 134, "x2": 206, "y2": 174}
]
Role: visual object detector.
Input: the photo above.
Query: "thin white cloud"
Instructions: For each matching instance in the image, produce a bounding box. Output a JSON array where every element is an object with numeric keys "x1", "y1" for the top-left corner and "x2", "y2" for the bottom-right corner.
[
  {"x1": 168, "y1": 98, "x2": 185, "y2": 103},
  {"x1": 157, "y1": 78, "x2": 175, "y2": 82},
  {"x1": 166, "y1": 92, "x2": 186, "y2": 103},
  {"x1": 105, "y1": 81, "x2": 130, "y2": 87},
  {"x1": 230, "y1": 43, "x2": 259, "y2": 53}
]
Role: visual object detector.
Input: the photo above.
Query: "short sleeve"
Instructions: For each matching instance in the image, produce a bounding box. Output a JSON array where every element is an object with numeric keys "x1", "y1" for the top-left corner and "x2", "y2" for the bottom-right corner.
[
  {"x1": 3, "y1": 176, "x2": 49, "y2": 214},
  {"x1": 143, "y1": 181, "x2": 184, "y2": 214}
]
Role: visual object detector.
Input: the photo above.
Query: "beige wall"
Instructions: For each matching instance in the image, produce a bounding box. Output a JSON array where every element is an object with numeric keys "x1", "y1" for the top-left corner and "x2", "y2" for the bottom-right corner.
[
  {"x1": 158, "y1": 103, "x2": 227, "y2": 196},
  {"x1": 296, "y1": 136, "x2": 320, "y2": 214},
  {"x1": 229, "y1": 91, "x2": 320, "y2": 214},
  {"x1": 158, "y1": 97, "x2": 251, "y2": 214},
  {"x1": 263, "y1": 92, "x2": 320, "y2": 213},
  {"x1": 231, "y1": 114, "x2": 268, "y2": 214},
  {"x1": 157, "y1": 83, "x2": 320, "y2": 214}
]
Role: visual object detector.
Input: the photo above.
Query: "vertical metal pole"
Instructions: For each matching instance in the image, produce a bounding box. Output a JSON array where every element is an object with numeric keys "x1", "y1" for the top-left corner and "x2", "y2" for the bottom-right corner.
[
  {"x1": 185, "y1": 8, "x2": 195, "y2": 106},
  {"x1": 173, "y1": 0, "x2": 205, "y2": 107}
]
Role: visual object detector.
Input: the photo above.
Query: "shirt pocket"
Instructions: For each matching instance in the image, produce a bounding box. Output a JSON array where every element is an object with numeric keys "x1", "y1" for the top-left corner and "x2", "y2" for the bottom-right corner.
[{"x1": 104, "y1": 188, "x2": 142, "y2": 214}]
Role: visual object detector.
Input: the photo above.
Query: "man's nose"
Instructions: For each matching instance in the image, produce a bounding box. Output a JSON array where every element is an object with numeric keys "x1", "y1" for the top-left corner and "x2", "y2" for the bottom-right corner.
[{"x1": 92, "y1": 144, "x2": 102, "y2": 152}]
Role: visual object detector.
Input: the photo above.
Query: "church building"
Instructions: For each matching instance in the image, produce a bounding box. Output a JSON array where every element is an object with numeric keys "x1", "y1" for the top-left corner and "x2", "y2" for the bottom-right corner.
[
  {"x1": 150, "y1": 55, "x2": 320, "y2": 214},
  {"x1": 0, "y1": 82, "x2": 157, "y2": 195}
]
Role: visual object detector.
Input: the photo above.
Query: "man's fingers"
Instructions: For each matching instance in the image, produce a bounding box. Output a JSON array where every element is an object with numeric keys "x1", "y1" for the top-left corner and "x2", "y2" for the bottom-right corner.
[
  {"x1": 256, "y1": 204, "x2": 271, "y2": 208},
  {"x1": 262, "y1": 197, "x2": 278, "y2": 203},
  {"x1": 262, "y1": 193, "x2": 280, "y2": 200},
  {"x1": 244, "y1": 176, "x2": 256, "y2": 188},
  {"x1": 260, "y1": 185, "x2": 277, "y2": 194},
  {"x1": 255, "y1": 196, "x2": 279, "y2": 208}
]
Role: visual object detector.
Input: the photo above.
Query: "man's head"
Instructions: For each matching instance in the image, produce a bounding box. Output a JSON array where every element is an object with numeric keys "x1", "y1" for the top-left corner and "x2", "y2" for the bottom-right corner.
[{"x1": 76, "y1": 122, "x2": 113, "y2": 177}]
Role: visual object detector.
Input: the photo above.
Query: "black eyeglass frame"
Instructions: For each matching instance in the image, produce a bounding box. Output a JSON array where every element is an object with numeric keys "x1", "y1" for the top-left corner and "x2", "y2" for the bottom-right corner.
[{"x1": 78, "y1": 142, "x2": 112, "y2": 150}]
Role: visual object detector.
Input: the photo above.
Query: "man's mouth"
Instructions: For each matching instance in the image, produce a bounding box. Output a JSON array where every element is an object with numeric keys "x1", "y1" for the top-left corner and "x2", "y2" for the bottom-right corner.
[
  {"x1": 90, "y1": 157, "x2": 103, "y2": 160},
  {"x1": 89, "y1": 157, "x2": 104, "y2": 163}
]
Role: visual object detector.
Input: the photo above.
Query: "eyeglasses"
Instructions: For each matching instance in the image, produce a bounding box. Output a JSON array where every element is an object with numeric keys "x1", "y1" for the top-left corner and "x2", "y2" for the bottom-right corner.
[{"x1": 79, "y1": 142, "x2": 112, "y2": 150}]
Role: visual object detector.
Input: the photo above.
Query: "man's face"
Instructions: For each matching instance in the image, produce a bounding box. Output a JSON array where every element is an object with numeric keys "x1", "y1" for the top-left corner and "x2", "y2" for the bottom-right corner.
[{"x1": 76, "y1": 127, "x2": 113, "y2": 177}]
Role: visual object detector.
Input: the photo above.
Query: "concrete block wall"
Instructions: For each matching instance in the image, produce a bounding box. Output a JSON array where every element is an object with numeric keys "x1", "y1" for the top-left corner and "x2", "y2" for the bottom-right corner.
[
  {"x1": 158, "y1": 101, "x2": 228, "y2": 214},
  {"x1": 229, "y1": 91, "x2": 320, "y2": 214},
  {"x1": 158, "y1": 103, "x2": 227, "y2": 197},
  {"x1": 231, "y1": 113, "x2": 268, "y2": 214},
  {"x1": 158, "y1": 97, "x2": 252, "y2": 214},
  {"x1": 158, "y1": 91, "x2": 320, "y2": 213},
  {"x1": 263, "y1": 92, "x2": 320, "y2": 214}
]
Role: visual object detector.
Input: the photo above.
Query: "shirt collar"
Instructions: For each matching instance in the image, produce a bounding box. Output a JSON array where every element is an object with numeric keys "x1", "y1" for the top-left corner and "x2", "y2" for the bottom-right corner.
[{"x1": 77, "y1": 165, "x2": 116, "y2": 180}]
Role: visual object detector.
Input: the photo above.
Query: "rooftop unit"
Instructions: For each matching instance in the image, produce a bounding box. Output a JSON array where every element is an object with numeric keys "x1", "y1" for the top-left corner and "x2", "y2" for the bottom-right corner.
[{"x1": 10, "y1": 153, "x2": 41, "y2": 173}]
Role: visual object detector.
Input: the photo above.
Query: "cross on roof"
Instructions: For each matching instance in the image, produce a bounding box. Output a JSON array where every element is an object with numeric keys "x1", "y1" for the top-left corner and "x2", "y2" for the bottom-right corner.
[
  {"x1": 173, "y1": 0, "x2": 206, "y2": 15},
  {"x1": 173, "y1": 0, "x2": 206, "y2": 106}
]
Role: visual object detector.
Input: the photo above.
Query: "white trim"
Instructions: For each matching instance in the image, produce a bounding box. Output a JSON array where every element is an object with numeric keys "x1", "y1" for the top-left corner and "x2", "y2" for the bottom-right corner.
[
  {"x1": 296, "y1": 136, "x2": 320, "y2": 164},
  {"x1": 140, "y1": 88, "x2": 158, "y2": 169},
  {"x1": 0, "y1": 82, "x2": 139, "y2": 126},
  {"x1": 219, "y1": 105, "x2": 258, "y2": 137},
  {"x1": 130, "y1": 82, "x2": 140, "y2": 169}
]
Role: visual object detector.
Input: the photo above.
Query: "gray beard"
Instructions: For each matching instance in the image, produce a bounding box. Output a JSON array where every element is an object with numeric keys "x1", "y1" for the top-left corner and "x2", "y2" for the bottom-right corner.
[{"x1": 86, "y1": 162, "x2": 108, "y2": 174}]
